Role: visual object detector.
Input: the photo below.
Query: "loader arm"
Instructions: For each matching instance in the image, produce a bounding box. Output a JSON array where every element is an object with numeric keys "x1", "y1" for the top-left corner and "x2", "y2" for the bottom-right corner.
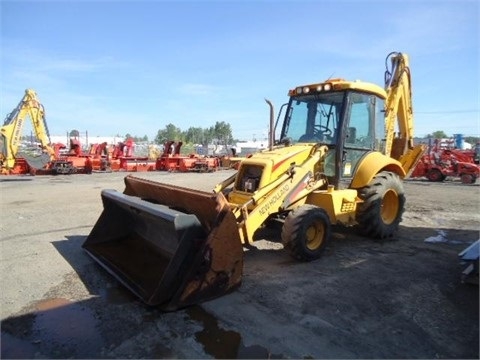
[
  {"x1": 1, "y1": 89, "x2": 56, "y2": 170},
  {"x1": 383, "y1": 52, "x2": 425, "y2": 175},
  {"x1": 230, "y1": 146, "x2": 329, "y2": 243}
]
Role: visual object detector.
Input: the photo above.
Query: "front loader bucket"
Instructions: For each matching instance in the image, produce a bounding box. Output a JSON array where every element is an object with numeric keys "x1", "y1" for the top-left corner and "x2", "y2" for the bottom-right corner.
[{"x1": 83, "y1": 175, "x2": 243, "y2": 311}]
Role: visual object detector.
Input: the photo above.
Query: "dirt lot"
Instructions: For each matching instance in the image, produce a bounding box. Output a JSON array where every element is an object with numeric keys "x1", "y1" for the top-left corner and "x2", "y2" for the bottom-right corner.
[{"x1": 1, "y1": 171, "x2": 479, "y2": 359}]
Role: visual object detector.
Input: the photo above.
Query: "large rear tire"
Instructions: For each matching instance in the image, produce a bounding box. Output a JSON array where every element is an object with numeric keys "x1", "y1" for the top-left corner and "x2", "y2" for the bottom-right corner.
[
  {"x1": 355, "y1": 171, "x2": 405, "y2": 239},
  {"x1": 282, "y1": 205, "x2": 331, "y2": 261}
]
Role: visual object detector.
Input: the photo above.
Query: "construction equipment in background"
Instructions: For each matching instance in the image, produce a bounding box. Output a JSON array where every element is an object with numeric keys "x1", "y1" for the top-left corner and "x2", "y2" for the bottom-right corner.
[
  {"x1": 83, "y1": 52, "x2": 425, "y2": 310},
  {"x1": 474, "y1": 143, "x2": 480, "y2": 164},
  {"x1": 86, "y1": 139, "x2": 157, "y2": 172},
  {"x1": 54, "y1": 137, "x2": 95, "y2": 173},
  {"x1": 411, "y1": 140, "x2": 480, "y2": 184},
  {"x1": 88, "y1": 142, "x2": 111, "y2": 172},
  {"x1": 156, "y1": 141, "x2": 220, "y2": 172},
  {"x1": 109, "y1": 138, "x2": 156, "y2": 172},
  {"x1": 0, "y1": 89, "x2": 78, "y2": 175}
]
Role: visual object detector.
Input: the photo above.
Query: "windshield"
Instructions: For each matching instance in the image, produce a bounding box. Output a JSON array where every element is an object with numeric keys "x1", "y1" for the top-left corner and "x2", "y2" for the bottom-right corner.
[{"x1": 282, "y1": 92, "x2": 345, "y2": 145}]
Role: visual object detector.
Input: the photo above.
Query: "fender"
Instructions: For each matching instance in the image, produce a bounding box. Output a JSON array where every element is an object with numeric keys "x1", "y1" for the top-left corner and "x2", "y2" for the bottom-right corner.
[{"x1": 350, "y1": 152, "x2": 406, "y2": 189}]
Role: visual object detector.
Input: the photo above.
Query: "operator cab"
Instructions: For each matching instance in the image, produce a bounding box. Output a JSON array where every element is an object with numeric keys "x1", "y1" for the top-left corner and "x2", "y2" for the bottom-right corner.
[{"x1": 280, "y1": 79, "x2": 386, "y2": 188}]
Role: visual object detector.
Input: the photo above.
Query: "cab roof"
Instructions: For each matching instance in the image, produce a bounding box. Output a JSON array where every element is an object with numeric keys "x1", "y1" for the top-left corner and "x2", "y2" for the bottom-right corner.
[{"x1": 289, "y1": 78, "x2": 387, "y2": 99}]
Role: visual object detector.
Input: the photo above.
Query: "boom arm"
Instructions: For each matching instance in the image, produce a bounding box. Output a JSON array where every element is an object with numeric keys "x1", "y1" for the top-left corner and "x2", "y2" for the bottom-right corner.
[
  {"x1": 383, "y1": 52, "x2": 425, "y2": 175},
  {"x1": 0, "y1": 89, "x2": 56, "y2": 169}
]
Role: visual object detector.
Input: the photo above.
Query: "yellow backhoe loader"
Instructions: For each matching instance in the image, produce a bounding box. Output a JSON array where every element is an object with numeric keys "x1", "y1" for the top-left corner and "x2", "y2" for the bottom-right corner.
[
  {"x1": 83, "y1": 52, "x2": 425, "y2": 310},
  {"x1": 0, "y1": 89, "x2": 76, "y2": 174}
]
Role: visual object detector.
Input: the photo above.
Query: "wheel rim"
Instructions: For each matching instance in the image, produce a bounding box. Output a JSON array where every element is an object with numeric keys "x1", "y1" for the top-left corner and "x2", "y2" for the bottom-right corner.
[
  {"x1": 381, "y1": 189, "x2": 399, "y2": 225},
  {"x1": 428, "y1": 169, "x2": 442, "y2": 181},
  {"x1": 306, "y1": 221, "x2": 325, "y2": 250}
]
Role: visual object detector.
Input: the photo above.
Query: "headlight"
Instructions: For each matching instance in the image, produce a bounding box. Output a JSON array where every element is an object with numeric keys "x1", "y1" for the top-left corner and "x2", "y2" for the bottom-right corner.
[
  {"x1": 296, "y1": 87, "x2": 303, "y2": 94},
  {"x1": 323, "y1": 83, "x2": 332, "y2": 91},
  {"x1": 303, "y1": 86, "x2": 310, "y2": 93},
  {"x1": 316, "y1": 85, "x2": 323, "y2": 92}
]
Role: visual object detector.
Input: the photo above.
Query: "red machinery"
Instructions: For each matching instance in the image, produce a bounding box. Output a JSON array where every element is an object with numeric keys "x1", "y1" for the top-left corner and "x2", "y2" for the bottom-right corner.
[
  {"x1": 53, "y1": 137, "x2": 94, "y2": 173},
  {"x1": 87, "y1": 142, "x2": 111, "y2": 172},
  {"x1": 109, "y1": 138, "x2": 156, "y2": 172},
  {"x1": 155, "y1": 141, "x2": 219, "y2": 172},
  {"x1": 410, "y1": 140, "x2": 480, "y2": 184}
]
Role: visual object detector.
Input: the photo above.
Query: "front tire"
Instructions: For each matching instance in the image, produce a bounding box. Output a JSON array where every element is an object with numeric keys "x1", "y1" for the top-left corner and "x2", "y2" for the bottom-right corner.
[
  {"x1": 356, "y1": 171, "x2": 405, "y2": 239},
  {"x1": 427, "y1": 168, "x2": 444, "y2": 182},
  {"x1": 282, "y1": 205, "x2": 331, "y2": 261}
]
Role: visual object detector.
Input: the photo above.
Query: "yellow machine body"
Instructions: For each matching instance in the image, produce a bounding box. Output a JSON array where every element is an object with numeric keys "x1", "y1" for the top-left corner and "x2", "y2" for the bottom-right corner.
[{"x1": 83, "y1": 52, "x2": 425, "y2": 309}]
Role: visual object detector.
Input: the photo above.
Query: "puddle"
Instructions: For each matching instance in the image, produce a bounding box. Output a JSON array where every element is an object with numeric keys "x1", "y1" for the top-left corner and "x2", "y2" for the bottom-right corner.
[
  {"x1": 2, "y1": 297, "x2": 103, "y2": 358},
  {"x1": 32, "y1": 298, "x2": 102, "y2": 357},
  {"x1": 187, "y1": 306, "x2": 284, "y2": 359}
]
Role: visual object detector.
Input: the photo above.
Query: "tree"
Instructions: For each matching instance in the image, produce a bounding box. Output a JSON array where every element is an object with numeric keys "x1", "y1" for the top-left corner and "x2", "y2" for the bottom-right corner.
[
  {"x1": 69, "y1": 129, "x2": 80, "y2": 137},
  {"x1": 465, "y1": 136, "x2": 480, "y2": 145},
  {"x1": 154, "y1": 123, "x2": 183, "y2": 144},
  {"x1": 202, "y1": 126, "x2": 215, "y2": 146},
  {"x1": 213, "y1": 121, "x2": 233, "y2": 146},
  {"x1": 425, "y1": 130, "x2": 447, "y2": 139},
  {"x1": 124, "y1": 134, "x2": 148, "y2": 142},
  {"x1": 184, "y1": 127, "x2": 204, "y2": 144}
]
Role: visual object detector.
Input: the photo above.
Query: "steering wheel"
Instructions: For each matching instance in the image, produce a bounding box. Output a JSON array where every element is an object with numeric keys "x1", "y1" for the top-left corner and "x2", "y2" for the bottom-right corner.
[
  {"x1": 313, "y1": 125, "x2": 332, "y2": 137},
  {"x1": 298, "y1": 126, "x2": 333, "y2": 143}
]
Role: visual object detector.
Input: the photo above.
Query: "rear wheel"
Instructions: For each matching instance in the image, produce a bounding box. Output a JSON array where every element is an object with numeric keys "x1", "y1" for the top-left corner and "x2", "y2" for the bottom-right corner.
[
  {"x1": 282, "y1": 205, "x2": 331, "y2": 261},
  {"x1": 426, "y1": 168, "x2": 444, "y2": 182},
  {"x1": 460, "y1": 173, "x2": 476, "y2": 184},
  {"x1": 356, "y1": 171, "x2": 405, "y2": 239}
]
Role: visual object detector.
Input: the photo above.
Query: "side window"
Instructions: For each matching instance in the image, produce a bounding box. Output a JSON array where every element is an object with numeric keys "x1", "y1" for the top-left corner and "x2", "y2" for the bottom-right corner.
[
  {"x1": 286, "y1": 103, "x2": 308, "y2": 141},
  {"x1": 342, "y1": 93, "x2": 376, "y2": 179},
  {"x1": 346, "y1": 93, "x2": 375, "y2": 149}
]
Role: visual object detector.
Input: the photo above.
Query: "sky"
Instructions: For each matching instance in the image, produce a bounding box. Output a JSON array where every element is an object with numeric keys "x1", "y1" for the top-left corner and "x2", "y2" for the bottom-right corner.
[{"x1": 1, "y1": 0, "x2": 479, "y2": 142}]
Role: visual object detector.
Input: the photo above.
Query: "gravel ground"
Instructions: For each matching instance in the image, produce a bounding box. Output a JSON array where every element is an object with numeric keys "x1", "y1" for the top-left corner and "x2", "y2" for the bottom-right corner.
[{"x1": 1, "y1": 170, "x2": 479, "y2": 359}]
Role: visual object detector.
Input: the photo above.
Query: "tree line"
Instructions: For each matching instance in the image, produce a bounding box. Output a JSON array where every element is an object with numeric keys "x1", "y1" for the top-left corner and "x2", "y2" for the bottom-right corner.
[
  {"x1": 425, "y1": 131, "x2": 479, "y2": 145},
  {"x1": 126, "y1": 121, "x2": 235, "y2": 147}
]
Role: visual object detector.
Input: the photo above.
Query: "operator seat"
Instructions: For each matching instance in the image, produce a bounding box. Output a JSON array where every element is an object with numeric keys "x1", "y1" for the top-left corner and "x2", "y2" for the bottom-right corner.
[{"x1": 298, "y1": 133, "x2": 323, "y2": 143}]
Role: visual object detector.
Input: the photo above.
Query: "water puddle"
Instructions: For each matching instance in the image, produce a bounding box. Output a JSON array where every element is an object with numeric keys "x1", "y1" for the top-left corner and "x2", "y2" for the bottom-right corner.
[
  {"x1": 2, "y1": 297, "x2": 103, "y2": 358},
  {"x1": 33, "y1": 297, "x2": 102, "y2": 357},
  {"x1": 187, "y1": 306, "x2": 284, "y2": 359}
]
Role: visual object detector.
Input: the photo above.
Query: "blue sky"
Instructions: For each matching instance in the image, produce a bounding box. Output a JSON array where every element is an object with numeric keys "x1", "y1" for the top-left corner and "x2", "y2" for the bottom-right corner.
[{"x1": 1, "y1": 0, "x2": 479, "y2": 141}]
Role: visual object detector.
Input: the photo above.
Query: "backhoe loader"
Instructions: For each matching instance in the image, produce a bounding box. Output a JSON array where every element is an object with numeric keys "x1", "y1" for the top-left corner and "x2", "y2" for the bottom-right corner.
[
  {"x1": 0, "y1": 89, "x2": 76, "y2": 175},
  {"x1": 83, "y1": 52, "x2": 425, "y2": 310}
]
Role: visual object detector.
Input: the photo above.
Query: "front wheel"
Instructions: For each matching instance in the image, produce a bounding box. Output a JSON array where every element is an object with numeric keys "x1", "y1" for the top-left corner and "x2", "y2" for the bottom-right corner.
[
  {"x1": 426, "y1": 168, "x2": 444, "y2": 182},
  {"x1": 355, "y1": 171, "x2": 405, "y2": 239},
  {"x1": 282, "y1": 205, "x2": 331, "y2": 261}
]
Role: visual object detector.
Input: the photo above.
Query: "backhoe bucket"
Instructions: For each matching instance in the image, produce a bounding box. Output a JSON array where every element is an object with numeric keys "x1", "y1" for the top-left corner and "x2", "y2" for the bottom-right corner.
[{"x1": 83, "y1": 175, "x2": 243, "y2": 310}]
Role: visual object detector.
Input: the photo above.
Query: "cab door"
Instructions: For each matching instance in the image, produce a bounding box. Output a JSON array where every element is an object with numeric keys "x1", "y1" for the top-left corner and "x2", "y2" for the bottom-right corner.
[{"x1": 339, "y1": 92, "x2": 385, "y2": 186}]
